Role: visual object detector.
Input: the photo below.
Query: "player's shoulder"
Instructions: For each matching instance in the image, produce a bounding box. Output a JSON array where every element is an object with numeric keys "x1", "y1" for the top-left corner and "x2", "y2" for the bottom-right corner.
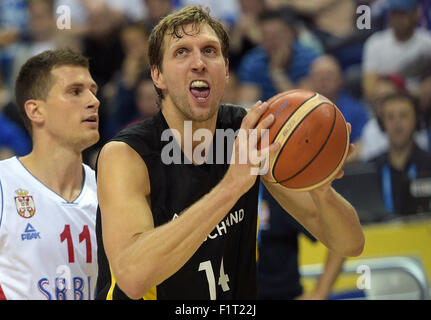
[
  {"x1": 117, "y1": 112, "x2": 163, "y2": 139},
  {"x1": 109, "y1": 112, "x2": 165, "y2": 157},
  {"x1": 0, "y1": 156, "x2": 21, "y2": 174},
  {"x1": 96, "y1": 140, "x2": 151, "y2": 188}
]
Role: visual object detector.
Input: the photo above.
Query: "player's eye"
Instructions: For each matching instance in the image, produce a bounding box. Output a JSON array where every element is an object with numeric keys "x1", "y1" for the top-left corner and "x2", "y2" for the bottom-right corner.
[
  {"x1": 203, "y1": 47, "x2": 217, "y2": 56},
  {"x1": 70, "y1": 88, "x2": 82, "y2": 96},
  {"x1": 175, "y1": 48, "x2": 188, "y2": 56}
]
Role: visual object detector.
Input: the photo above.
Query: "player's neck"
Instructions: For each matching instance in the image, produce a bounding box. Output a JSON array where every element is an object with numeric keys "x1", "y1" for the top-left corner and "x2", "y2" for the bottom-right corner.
[
  {"x1": 19, "y1": 145, "x2": 84, "y2": 202},
  {"x1": 161, "y1": 102, "x2": 218, "y2": 164}
]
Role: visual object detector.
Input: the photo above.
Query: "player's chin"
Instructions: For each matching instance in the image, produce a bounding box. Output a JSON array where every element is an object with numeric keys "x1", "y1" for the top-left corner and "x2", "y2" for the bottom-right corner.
[
  {"x1": 89, "y1": 131, "x2": 100, "y2": 145},
  {"x1": 189, "y1": 102, "x2": 218, "y2": 122},
  {"x1": 79, "y1": 131, "x2": 100, "y2": 151}
]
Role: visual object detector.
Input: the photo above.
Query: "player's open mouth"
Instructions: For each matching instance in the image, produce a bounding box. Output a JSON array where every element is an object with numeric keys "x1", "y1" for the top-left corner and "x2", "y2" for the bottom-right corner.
[{"x1": 190, "y1": 80, "x2": 210, "y2": 102}]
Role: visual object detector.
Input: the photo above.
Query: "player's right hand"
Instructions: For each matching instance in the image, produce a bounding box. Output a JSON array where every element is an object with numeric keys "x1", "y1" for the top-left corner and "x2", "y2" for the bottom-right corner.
[{"x1": 223, "y1": 101, "x2": 280, "y2": 195}]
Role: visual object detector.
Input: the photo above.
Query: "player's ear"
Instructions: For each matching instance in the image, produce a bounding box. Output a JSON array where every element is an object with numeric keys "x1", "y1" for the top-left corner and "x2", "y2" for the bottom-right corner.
[
  {"x1": 24, "y1": 99, "x2": 45, "y2": 127},
  {"x1": 151, "y1": 65, "x2": 167, "y2": 91}
]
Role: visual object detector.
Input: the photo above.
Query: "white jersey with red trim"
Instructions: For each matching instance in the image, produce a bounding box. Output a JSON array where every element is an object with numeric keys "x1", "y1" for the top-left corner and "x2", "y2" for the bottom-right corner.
[{"x1": 0, "y1": 157, "x2": 98, "y2": 300}]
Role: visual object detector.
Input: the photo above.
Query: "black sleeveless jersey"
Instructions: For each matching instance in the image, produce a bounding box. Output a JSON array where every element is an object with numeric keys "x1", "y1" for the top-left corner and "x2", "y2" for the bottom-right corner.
[{"x1": 95, "y1": 105, "x2": 260, "y2": 300}]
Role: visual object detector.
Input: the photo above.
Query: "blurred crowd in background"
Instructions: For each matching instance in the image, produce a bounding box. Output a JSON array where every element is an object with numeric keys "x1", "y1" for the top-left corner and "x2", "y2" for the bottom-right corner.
[{"x1": 1, "y1": 0, "x2": 431, "y2": 217}]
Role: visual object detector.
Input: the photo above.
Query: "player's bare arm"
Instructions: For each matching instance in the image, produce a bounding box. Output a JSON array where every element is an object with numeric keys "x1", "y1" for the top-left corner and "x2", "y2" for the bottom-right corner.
[
  {"x1": 263, "y1": 179, "x2": 364, "y2": 257},
  {"x1": 97, "y1": 101, "x2": 278, "y2": 299},
  {"x1": 263, "y1": 127, "x2": 364, "y2": 257}
]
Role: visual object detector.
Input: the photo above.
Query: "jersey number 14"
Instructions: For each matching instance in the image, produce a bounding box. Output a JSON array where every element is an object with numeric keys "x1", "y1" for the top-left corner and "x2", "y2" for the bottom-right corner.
[{"x1": 199, "y1": 258, "x2": 230, "y2": 300}]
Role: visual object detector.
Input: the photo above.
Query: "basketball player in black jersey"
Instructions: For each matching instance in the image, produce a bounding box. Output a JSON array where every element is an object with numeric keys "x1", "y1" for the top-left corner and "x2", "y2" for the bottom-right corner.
[{"x1": 95, "y1": 6, "x2": 365, "y2": 300}]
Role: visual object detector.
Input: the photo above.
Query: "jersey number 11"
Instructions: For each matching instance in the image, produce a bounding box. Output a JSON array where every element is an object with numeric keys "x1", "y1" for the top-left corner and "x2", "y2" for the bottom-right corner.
[{"x1": 60, "y1": 225, "x2": 92, "y2": 263}]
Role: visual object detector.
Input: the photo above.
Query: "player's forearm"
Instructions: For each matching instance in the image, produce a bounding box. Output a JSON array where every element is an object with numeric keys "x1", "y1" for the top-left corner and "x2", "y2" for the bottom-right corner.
[
  {"x1": 265, "y1": 181, "x2": 364, "y2": 257},
  {"x1": 113, "y1": 177, "x2": 245, "y2": 299},
  {"x1": 313, "y1": 250, "x2": 345, "y2": 298},
  {"x1": 308, "y1": 187, "x2": 364, "y2": 257}
]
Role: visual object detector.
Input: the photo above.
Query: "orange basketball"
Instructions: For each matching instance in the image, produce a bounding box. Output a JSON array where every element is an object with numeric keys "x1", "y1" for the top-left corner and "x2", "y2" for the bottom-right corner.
[{"x1": 260, "y1": 89, "x2": 349, "y2": 191}]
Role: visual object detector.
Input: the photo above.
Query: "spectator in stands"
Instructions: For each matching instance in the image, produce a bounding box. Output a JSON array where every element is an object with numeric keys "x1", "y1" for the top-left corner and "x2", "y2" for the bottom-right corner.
[
  {"x1": 0, "y1": 71, "x2": 8, "y2": 107},
  {"x1": 418, "y1": 76, "x2": 431, "y2": 149},
  {"x1": 258, "y1": 184, "x2": 345, "y2": 299},
  {"x1": 370, "y1": 0, "x2": 431, "y2": 31},
  {"x1": 0, "y1": 0, "x2": 29, "y2": 87},
  {"x1": 417, "y1": 66, "x2": 431, "y2": 150},
  {"x1": 371, "y1": 92, "x2": 431, "y2": 215},
  {"x1": 82, "y1": 1, "x2": 124, "y2": 88},
  {"x1": 119, "y1": 23, "x2": 150, "y2": 92},
  {"x1": 419, "y1": 0, "x2": 431, "y2": 29},
  {"x1": 10, "y1": 0, "x2": 59, "y2": 86},
  {"x1": 362, "y1": 0, "x2": 431, "y2": 100},
  {"x1": 0, "y1": 71, "x2": 31, "y2": 158},
  {"x1": 80, "y1": 1, "x2": 125, "y2": 164},
  {"x1": 95, "y1": 0, "x2": 147, "y2": 24},
  {"x1": 305, "y1": 55, "x2": 369, "y2": 143},
  {"x1": 112, "y1": 23, "x2": 151, "y2": 130},
  {"x1": 0, "y1": 148, "x2": 14, "y2": 161},
  {"x1": 133, "y1": 73, "x2": 159, "y2": 121},
  {"x1": 221, "y1": 71, "x2": 240, "y2": 106},
  {"x1": 0, "y1": 113, "x2": 32, "y2": 159},
  {"x1": 228, "y1": 0, "x2": 266, "y2": 71},
  {"x1": 358, "y1": 75, "x2": 429, "y2": 161},
  {"x1": 142, "y1": 0, "x2": 173, "y2": 34},
  {"x1": 113, "y1": 71, "x2": 158, "y2": 130},
  {"x1": 54, "y1": 0, "x2": 147, "y2": 37},
  {"x1": 0, "y1": 0, "x2": 29, "y2": 34},
  {"x1": 174, "y1": 0, "x2": 240, "y2": 27},
  {"x1": 237, "y1": 9, "x2": 319, "y2": 105},
  {"x1": 279, "y1": 0, "x2": 357, "y2": 45}
]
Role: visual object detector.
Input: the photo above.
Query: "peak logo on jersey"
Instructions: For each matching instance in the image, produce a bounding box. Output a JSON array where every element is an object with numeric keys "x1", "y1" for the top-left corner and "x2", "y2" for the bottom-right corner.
[
  {"x1": 21, "y1": 223, "x2": 41, "y2": 241},
  {"x1": 14, "y1": 188, "x2": 36, "y2": 218}
]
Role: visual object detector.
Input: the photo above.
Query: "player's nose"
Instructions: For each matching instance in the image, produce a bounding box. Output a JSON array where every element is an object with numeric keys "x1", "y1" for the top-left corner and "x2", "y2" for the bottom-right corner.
[
  {"x1": 87, "y1": 91, "x2": 100, "y2": 109},
  {"x1": 191, "y1": 51, "x2": 206, "y2": 72}
]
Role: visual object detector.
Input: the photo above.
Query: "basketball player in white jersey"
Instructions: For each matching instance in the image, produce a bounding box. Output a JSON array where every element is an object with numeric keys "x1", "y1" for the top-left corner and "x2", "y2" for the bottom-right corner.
[{"x1": 0, "y1": 49, "x2": 100, "y2": 300}]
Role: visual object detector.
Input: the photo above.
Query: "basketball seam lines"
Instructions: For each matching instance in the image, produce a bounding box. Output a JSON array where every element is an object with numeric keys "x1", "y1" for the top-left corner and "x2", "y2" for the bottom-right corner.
[
  {"x1": 270, "y1": 92, "x2": 317, "y2": 147},
  {"x1": 269, "y1": 93, "x2": 317, "y2": 180},
  {"x1": 276, "y1": 103, "x2": 338, "y2": 184}
]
